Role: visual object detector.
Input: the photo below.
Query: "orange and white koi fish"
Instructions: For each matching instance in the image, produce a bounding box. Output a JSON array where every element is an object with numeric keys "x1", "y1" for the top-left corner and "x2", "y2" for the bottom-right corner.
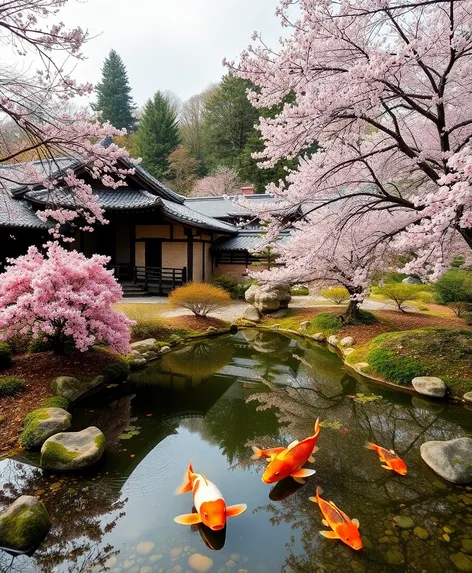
[
  {"x1": 252, "y1": 419, "x2": 320, "y2": 484},
  {"x1": 366, "y1": 442, "x2": 407, "y2": 475},
  {"x1": 174, "y1": 462, "x2": 247, "y2": 531},
  {"x1": 309, "y1": 487, "x2": 362, "y2": 551}
]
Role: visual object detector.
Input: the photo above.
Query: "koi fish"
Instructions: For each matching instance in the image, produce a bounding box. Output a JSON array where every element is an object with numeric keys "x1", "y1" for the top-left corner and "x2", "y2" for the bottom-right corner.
[
  {"x1": 366, "y1": 442, "x2": 407, "y2": 475},
  {"x1": 174, "y1": 462, "x2": 247, "y2": 531},
  {"x1": 309, "y1": 487, "x2": 362, "y2": 550},
  {"x1": 254, "y1": 419, "x2": 320, "y2": 484}
]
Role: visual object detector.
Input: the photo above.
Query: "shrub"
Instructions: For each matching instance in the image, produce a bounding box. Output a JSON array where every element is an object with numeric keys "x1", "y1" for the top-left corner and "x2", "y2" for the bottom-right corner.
[
  {"x1": 0, "y1": 342, "x2": 12, "y2": 370},
  {"x1": 350, "y1": 309, "x2": 377, "y2": 325},
  {"x1": 435, "y1": 270, "x2": 472, "y2": 317},
  {"x1": 0, "y1": 376, "x2": 25, "y2": 396},
  {"x1": 290, "y1": 284, "x2": 310, "y2": 296},
  {"x1": 416, "y1": 290, "x2": 435, "y2": 304},
  {"x1": 319, "y1": 286, "x2": 349, "y2": 304},
  {"x1": 312, "y1": 312, "x2": 343, "y2": 334},
  {"x1": 131, "y1": 317, "x2": 172, "y2": 341},
  {"x1": 41, "y1": 396, "x2": 69, "y2": 409},
  {"x1": 463, "y1": 312, "x2": 472, "y2": 326},
  {"x1": 169, "y1": 283, "x2": 231, "y2": 317},
  {"x1": 376, "y1": 283, "x2": 422, "y2": 312},
  {"x1": 368, "y1": 347, "x2": 426, "y2": 384},
  {"x1": 210, "y1": 274, "x2": 240, "y2": 298}
]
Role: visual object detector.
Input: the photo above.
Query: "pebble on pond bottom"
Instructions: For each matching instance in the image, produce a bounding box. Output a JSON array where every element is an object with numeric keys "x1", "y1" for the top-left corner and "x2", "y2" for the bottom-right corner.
[{"x1": 188, "y1": 552, "x2": 214, "y2": 572}]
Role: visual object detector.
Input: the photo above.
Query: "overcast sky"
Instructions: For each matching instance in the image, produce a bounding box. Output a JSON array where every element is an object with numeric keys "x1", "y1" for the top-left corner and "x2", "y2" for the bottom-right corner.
[{"x1": 53, "y1": 0, "x2": 285, "y2": 108}]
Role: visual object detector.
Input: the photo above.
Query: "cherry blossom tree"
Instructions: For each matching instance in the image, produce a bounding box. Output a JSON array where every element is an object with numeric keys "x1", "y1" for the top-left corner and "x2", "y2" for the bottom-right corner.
[
  {"x1": 190, "y1": 166, "x2": 242, "y2": 197},
  {"x1": 0, "y1": 243, "x2": 134, "y2": 354},
  {"x1": 230, "y1": 0, "x2": 472, "y2": 279},
  {"x1": 0, "y1": 0, "x2": 135, "y2": 235}
]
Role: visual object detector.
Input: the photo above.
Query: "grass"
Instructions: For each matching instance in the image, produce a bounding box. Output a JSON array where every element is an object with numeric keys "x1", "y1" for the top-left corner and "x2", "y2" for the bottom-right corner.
[
  {"x1": 312, "y1": 312, "x2": 343, "y2": 334},
  {"x1": 346, "y1": 328, "x2": 472, "y2": 398},
  {"x1": 0, "y1": 376, "x2": 25, "y2": 397}
]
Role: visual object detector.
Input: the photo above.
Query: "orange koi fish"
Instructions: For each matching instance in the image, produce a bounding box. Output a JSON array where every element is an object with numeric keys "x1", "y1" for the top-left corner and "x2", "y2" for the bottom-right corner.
[
  {"x1": 366, "y1": 442, "x2": 407, "y2": 475},
  {"x1": 174, "y1": 462, "x2": 247, "y2": 531},
  {"x1": 252, "y1": 419, "x2": 320, "y2": 484},
  {"x1": 309, "y1": 487, "x2": 362, "y2": 550}
]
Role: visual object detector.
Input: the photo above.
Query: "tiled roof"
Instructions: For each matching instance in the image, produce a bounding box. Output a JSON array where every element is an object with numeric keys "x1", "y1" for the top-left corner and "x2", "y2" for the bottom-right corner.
[
  {"x1": 0, "y1": 193, "x2": 48, "y2": 229},
  {"x1": 0, "y1": 158, "x2": 78, "y2": 195},
  {"x1": 131, "y1": 163, "x2": 186, "y2": 205},
  {"x1": 185, "y1": 194, "x2": 282, "y2": 220},
  {"x1": 212, "y1": 229, "x2": 290, "y2": 251},
  {"x1": 25, "y1": 188, "x2": 162, "y2": 211},
  {"x1": 161, "y1": 199, "x2": 237, "y2": 233}
]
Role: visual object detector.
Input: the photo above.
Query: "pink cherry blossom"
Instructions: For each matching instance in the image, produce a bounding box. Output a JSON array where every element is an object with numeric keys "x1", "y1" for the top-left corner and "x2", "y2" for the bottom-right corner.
[
  {"x1": 230, "y1": 0, "x2": 472, "y2": 278},
  {"x1": 0, "y1": 242, "x2": 134, "y2": 354}
]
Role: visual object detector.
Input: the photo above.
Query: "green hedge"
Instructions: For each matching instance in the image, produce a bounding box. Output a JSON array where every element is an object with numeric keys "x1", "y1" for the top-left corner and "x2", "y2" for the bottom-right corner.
[{"x1": 0, "y1": 376, "x2": 25, "y2": 397}]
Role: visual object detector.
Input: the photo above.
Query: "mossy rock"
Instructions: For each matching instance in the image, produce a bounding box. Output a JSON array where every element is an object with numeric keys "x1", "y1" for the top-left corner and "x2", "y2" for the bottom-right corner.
[
  {"x1": 0, "y1": 495, "x2": 51, "y2": 553},
  {"x1": 41, "y1": 396, "x2": 69, "y2": 410},
  {"x1": 40, "y1": 426, "x2": 106, "y2": 471},
  {"x1": 20, "y1": 407, "x2": 71, "y2": 449},
  {"x1": 51, "y1": 375, "x2": 105, "y2": 404}
]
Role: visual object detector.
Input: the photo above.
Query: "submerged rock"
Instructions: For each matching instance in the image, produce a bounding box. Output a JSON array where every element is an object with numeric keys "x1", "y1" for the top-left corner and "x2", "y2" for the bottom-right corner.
[
  {"x1": 450, "y1": 552, "x2": 472, "y2": 572},
  {"x1": 20, "y1": 407, "x2": 71, "y2": 449},
  {"x1": 51, "y1": 375, "x2": 105, "y2": 403},
  {"x1": 413, "y1": 526, "x2": 429, "y2": 539},
  {"x1": 393, "y1": 516, "x2": 414, "y2": 529},
  {"x1": 40, "y1": 426, "x2": 106, "y2": 471},
  {"x1": 0, "y1": 495, "x2": 51, "y2": 553},
  {"x1": 245, "y1": 283, "x2": 291, "y2": 313},
  {"x1": 136, "y1": 541, "x2": 155, "y2": 555},
  {"x1": 188, "y1": 553, "x2": 213, "y2": 572},
  {"x1": 420, "y1": 437, "x2": 472, "y2": 483},
  {"x1": 412, "y1": 376, "x2": 447, "y2": 398}
]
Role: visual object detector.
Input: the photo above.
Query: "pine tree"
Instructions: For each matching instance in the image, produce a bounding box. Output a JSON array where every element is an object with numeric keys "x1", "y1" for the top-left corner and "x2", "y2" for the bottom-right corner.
[
  {"x1": 136, "y1": 91, "x2": 180, "y2": 179},
  {"x1": 93, "y1": 50, "x2": 135, "y2": 131}
]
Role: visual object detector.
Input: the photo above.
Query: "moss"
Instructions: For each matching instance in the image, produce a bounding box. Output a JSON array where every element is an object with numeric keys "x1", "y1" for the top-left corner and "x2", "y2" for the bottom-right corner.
[
  {"x1": 20, "y1": 409, "x2": 52, "y2": 449},
  {"x1": 312, "y1": 312, "x2": 343, "y2": 334},
  {"x1": 41, "y1": 441, "x2": 80, "y2": 465},
  {"x1": 103, "y1": 357, "x2": 130, "y2": 381},
  {"x1": 0, "y1": 500, "x2": 51, "y2": 552},
  {"x1": 94, "y1": 433, "x2": 106, "y2": 450},
  {"x1": 40, "y1": 396, "x2": 69, "y2": 409},
  {"x1": 0, "y1": 376, "x2": 24, "y2": 396}
]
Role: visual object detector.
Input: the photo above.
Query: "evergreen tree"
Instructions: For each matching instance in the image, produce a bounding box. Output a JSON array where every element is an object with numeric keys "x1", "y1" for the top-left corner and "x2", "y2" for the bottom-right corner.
[
  {"x1": 136, "y1": 91, "x2": 180, "y2": 179},
  {"x1": 203, "y1": 74, "x2": 259, "y2": 170},
  {"x1": 93, "y1": 50, "x2": 135, "y2": 130}
]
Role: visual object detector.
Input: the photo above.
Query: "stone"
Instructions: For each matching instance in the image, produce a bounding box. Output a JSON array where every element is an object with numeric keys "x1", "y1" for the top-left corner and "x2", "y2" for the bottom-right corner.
[
  {"x1": 0, "y1": 495, "x2": 51, "y2": 553},
  {"x1": 450, "y1": 553, "x2": 472, "y2": 572},
  {"x1": 188, "y1": 553, "x2": 213, "y2": 572},
  {"x1": 136, "y1": 541, "x2": 155, "y2": 555},
  {"x1": 299, "y1": 321, "x2": 310, "y2": 330},
  {"x1": 311, "y1": 332, "x2": 326, "y2": 342},
  {"x1": 339, "y1": 336, "x2": 355, "y2": 347},
  {"x1": 245, "y1": 282, "x2": 291, "y2": 313},
  {"x1": 386, "y1": 550, "x2": 405, "y2": 566},
  {"x1": 172, "y1": 567, "x2": 183, "y2": 573},
  {"x1": 327, "y1": 335, "x2": 340, "y2": 347},
  {"x1": 464, "y1": 392, "x2": 472, "y2": 404},
  {"x1": 355, "y1": 362, "x2": 370, "y2": 372},
  {"x1": 242, "y1": 306, "x2": 262, "y2": 322},
  {"x1": 420, "y1": 438, "x2": 472, "y2": 484},
  {"x1": 104, "y1": 556, "x2": 118, "y2": 568},
  {"x1": 412, "y1": 376, "x2": 447, "y2": 398},
  {"x1": 20, "y1": 407, "x2": 71, "y2": 449},
  {"x1": 402, "y1": 275, "x2": 422, "y2": 284},
  {"x1": 414, "y1": 527, "x2": 429, "y2": 539},
  {"x1": 149, "y1": 554, "x2": 163, "y2": 563},
  {"x1": 140, "y1": 568, "x2": 153, "y2": 573},
  {"x1": 141, "y1": 351, "x2": 159, "y2": 362},
  {"x1": 51, "y1": 375, "x2": 105, "y2": 403},
  {"x1": 160, "y1": 346, "x2": 171, "y2": 354},
  {"x1": 393, "y1": 515, "x2": 414, "y2": 529},
  {"x1": 130, "y1": 339, "x2": 158, "y2": 353},
  {"x1": 343, "y1": 348, "x2": 355, "y2": 356},
  {"x1": 462, "y1": 539, "x2": 472, "y2": 552},
  {"x1": 170, "y1": 547, "x2": 182, "y2": 559},
  {"x1": 40, "y1": 426, "x2": 106, "y2": 471},
  {"x1": 206, "y1": 326, "x2": 219, "y2": 333},
  {"x1": 129, "y1": 357, "x2": 147, "y2": 370}
]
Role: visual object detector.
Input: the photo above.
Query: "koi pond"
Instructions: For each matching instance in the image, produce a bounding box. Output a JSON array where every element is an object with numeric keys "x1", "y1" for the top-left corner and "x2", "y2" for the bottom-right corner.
[{"x1": 0, "y1": 330, "x2": 471, "y2": 573}]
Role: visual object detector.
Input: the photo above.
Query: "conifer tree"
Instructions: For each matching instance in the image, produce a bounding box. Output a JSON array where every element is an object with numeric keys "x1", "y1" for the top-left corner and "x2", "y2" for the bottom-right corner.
[
  {"x1": 136, "y1": 91, "x2": 180, "y2": 179},
  {"x1": 93, "y1": 50, "x2": 135, "y2": 131}
]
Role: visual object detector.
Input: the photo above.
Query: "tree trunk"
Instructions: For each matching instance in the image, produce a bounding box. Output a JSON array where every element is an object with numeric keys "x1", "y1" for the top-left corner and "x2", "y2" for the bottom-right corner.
[{"x1": 341, "y1": 287, "x2": 363, "y2": 324}]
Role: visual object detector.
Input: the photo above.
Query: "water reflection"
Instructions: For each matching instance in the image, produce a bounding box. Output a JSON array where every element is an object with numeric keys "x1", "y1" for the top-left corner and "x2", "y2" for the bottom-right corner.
[{"x1": 0, "y1": 330, "x2": 470, "y2": 573}]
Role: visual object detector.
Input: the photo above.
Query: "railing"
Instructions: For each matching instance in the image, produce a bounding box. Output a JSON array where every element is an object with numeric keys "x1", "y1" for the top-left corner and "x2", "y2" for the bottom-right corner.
[{"x1": 110, "y1": 264, "x2": 187, "y2": 295}]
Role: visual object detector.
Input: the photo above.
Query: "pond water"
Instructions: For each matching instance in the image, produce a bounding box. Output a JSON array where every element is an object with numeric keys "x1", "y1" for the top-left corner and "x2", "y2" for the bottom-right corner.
[{"x1": 0, "y1": 330, "x2": 471, "y2": 573}]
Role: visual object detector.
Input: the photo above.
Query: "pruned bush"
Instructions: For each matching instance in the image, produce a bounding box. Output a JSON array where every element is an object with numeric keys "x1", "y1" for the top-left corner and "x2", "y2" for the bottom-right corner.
[
  {"x1": 210, "y1": 274, "x2": 240, "y2": 298},
  {"x1": 0, "y1": 376, "x2": 25, "y2": 396},
  {"x1": 435, "y1": 270, "x2": 472, "y2": 317},
  {"x1": 376, "y1": 283, "x2": 422, "y2": 312},
  {"x1": 319, "y1": 286, "x2": 349, "y2": 304},
  {"x1": 312, "y1": 312, "x2": 343, "y2": 334},
  {"x1": 0, "y1": 342, "x2": 12, "y2": 370},
  {"x1": 290, "y1": 284, "x2": 309, "y2": 296},
  {"x1": 169, "y1": 283, "x2": 231, "y2": 317}
]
